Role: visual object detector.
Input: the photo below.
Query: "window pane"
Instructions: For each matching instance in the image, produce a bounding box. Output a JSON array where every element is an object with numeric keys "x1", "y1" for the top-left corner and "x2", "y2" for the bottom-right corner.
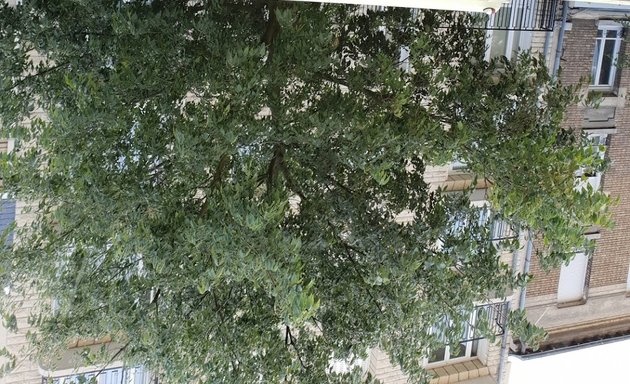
[
  {"x1": 591, "y1": 40, "x2": 602, "y2": 84},
  {"x1": 597, "y1": 29, "x2": 603, "y2": 37},
  {"x1": 450, "y1": 343, "x2": 467, "y2": 358},
  {"x1": 490, "y1": 30, "x2": 508, "y2": 58},
  {"x1": 606, "y1": 29, "x2": 619, "y2": 38},
  {"x1": 428, "y1": 346, "x2": 446, "y2": 363},
  {"x1": 598, "y1": 39, "x2": 616, "y2": 85}
]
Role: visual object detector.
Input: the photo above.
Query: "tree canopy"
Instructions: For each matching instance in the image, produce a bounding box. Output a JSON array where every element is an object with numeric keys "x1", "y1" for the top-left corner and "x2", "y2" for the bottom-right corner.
[{"x1": 0, "y1": 1, "x2": 612, "y2": 383}]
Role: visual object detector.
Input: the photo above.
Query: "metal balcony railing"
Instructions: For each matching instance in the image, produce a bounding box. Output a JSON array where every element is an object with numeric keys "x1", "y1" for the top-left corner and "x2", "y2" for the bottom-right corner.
[
  {"x1": 450, "y1": 213, "x2": 518, "y2": 242},
  {"x1": 490, "y1": 219, "x2": 518, "y2": 241},
  {"x1": 486, "y1": 0, "x2": 558, "y2": 31},
  {"x1": 462, "y1": 301, "x2": 509, "y2": 342},
  {"x1": 359, "y1": 0, "x2": 558, "y2": 32}
]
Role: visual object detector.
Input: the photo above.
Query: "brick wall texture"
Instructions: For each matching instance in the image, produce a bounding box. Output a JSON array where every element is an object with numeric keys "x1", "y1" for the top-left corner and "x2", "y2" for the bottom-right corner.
[{"x1": 527, "y1": 17, "x2": 630, "y2": 298}]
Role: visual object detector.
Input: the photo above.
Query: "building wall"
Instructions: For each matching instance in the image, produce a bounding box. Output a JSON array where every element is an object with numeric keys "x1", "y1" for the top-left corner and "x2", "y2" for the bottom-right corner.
[
  {"x1": 523, "y1": 6, "x2": 630, "y2": 346},
  {"x1": 0, "y1": 200, "x2": 41, "y2": 384}
]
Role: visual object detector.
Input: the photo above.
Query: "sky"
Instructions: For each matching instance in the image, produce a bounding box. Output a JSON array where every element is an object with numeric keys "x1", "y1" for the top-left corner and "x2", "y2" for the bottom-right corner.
[{"x1": 508, "y1": 337, "x2": 630, "y2": 384}]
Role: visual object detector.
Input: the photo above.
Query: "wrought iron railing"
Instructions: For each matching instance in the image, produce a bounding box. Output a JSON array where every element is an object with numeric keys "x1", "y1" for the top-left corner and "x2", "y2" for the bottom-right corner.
[
  {"x1": 462, "y1": 301, "x2": 509, "y2": 342},
  {"x1": 486, "y1": 0, "x2": 558, "y2": 31},
  {"x1": 450, "y1": 213, "x2": 518, "y2": 242},
  {"x1": 359, "y1": 0, "x2": 558, "y2": 32},
  {"x1": 491, "y1": 219, "x2": 518, "y2": 241}
]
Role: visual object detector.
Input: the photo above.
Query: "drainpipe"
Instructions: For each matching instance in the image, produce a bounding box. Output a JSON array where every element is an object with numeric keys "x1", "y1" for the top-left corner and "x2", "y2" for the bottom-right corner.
[
  {"x1": 519, "y1": 232, "x2": 533, "y2": 312},
  {"x1": 552, "y1": 1, "x2": 569, "y2": 78},
  {"x1": 496, "y1": 231, "x2": 521, "y2": 384},
  {"x1": 518, "y1": 232, "x2": 534, "y2": 354}
]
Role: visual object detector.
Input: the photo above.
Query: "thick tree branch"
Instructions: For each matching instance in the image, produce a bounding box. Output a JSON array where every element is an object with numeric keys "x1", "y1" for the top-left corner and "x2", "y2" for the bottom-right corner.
[{"x1": 266, "y1": 143, "x2": 285, "y2": 193}]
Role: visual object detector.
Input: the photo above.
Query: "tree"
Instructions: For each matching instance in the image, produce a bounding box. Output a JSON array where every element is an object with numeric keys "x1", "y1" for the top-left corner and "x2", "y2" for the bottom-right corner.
[{"x1": 0, "y1": 1, "x2": 612, "y2": 383}]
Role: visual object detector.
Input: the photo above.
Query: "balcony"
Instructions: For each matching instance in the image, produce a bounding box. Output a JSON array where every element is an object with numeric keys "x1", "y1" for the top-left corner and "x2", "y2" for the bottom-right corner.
[
  {"x1": 485, "y1": 0, "x2": 558, "y2": 31},
  {"x1": 464, "y1": 301, "x2": 510, "y2": 342}
]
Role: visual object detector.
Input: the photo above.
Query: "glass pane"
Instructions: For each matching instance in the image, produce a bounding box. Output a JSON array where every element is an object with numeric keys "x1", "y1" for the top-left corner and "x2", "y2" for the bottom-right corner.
[
  {"x1": 450, "y1": 342, "x2": 467, "y2": 359},
  {"x1": 490, "y1": 30, "x2": 508, "y2": 58},
  {"x1": 428, "y1": 346, "x2": 446, "y2": 363},
  {"x1": 597, "y1": 29, "x2": 603, "y2": 37},
  {"x1": 598, "y1": 39, "x2": 616, "y2": 85},
  {"x1": 591, "y1": 40, "x2": 602, "y2": 84},
  {"x1": 606, "y1": 29, "x2": 619, "y2": 38}
]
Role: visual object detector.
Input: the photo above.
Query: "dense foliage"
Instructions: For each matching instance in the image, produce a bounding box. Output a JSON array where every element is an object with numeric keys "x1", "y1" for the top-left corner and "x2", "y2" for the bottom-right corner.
[{"x1": 0, "y1": 1, "x2": 611, "y2": 383}]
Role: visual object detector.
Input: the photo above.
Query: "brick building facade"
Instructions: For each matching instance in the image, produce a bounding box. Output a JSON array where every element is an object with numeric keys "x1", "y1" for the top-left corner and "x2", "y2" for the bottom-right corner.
[{"x1": 523, "y1": 2, "x2": 630, "y2": 349}]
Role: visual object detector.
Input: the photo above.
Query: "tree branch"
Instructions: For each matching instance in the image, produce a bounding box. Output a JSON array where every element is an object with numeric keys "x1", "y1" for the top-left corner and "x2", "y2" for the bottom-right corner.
[
  {"x1": 2, "y1": 61, "x2": 71, "y2": 93},
  {"x1": 261, "y1": 1, "x2": 281, "y2": 62},
  {"x1": 92, "y1": 341, "x2": 131, "y2": 381},
  {"x1": 265, "y1": 143, "x2": 285, "y2": 193},
  {"x1": 285, "y1": 325, "x2": 307, "y2": 371}
]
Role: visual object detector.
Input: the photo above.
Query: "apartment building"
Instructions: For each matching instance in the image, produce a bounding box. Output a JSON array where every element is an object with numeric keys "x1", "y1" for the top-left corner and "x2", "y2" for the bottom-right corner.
[
  {"x1": 364, "y1": 1, "x2": 562, "y2": 383},
  {"x1": 0, "y1": 41, "x2": 152, "y2": 384},
  {"x1": 517, "y1": 0, "x2": 630, "y2": 353},
  {"x1": 5, "y1": 1, "x2": 625, "y2": 384}
]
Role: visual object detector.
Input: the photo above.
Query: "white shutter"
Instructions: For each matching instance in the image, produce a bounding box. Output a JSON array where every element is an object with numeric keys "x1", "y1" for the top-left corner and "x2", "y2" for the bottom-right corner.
[{"x1": 557, "y1": 252, "x2": 589, "y2": 303}]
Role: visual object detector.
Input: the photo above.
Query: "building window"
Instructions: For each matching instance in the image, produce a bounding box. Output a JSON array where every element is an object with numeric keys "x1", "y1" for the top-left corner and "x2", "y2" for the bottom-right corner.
[
  {"x1": 424, "y1": 302, "x2": 507, "y2": 367},
  {"x1": 576, "y1": 133, "x2": 608, "y2": 192},
  {"x1": 45, "y1": 366, "x2": 150, "y2": 384},
  {"x1": 485, "y1": 3, "x2": 534, "y2": 60},
  {"x1": 0, "y1": 198, "x2": 16, "y2": 247},
  {"x1": 557, "y1": 251, "x2": 590, "y2": 304},
  {"x1": 591, "y1": 24, "x2": 623, "y2": 88},
  {"x1": 426, "y1": 315, "x2": 479, "y2": 366}
]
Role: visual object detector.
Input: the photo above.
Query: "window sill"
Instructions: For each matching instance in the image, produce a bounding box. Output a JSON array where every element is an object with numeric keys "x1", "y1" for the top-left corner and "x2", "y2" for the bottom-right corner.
[
  {"x1": 426, "y1": 359, "x2": 490, "y2": 384},
  {"x1": 557, "y1": 297, "x2": 587, "y2": 309},
  {"x1": 588, "y1": 87, "x2": 617, "y2": 97}
]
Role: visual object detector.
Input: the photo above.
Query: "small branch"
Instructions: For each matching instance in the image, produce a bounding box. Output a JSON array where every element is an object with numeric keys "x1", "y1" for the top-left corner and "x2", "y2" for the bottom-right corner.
[
  {"x1": 285, "y1": 326, "x2": 307, "y2": 371},
  {"x1": 327, "y1": 175, "x2": 353, "y2": 195},
  {"x1": 200, "y1": 153, "x2": 231, "y2": 216},
  {"x1": 2, "y1": 61, "x2": 71, "y2": 92},
  {"x1": 92, "y1": 341, "x2": 131, "y2": 381}
]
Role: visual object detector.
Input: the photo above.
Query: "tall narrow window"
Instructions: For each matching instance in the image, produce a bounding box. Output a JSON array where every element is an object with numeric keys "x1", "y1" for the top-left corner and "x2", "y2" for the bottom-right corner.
[
  {"x1": 426, "y1": 314, "x2": 479, "y2": 366},
  {"x1": 557, "y1": 251, "x2": 589, "y2": 304},
  {"x1": 591, "y1": 24, "x2": 623, "y2": 88},
  {"x1": 576, "y1": 133, "x2": 608, "y2": 192},
  {"x1": 0, "y1": 198, "x2": 15, "y2": 247}
]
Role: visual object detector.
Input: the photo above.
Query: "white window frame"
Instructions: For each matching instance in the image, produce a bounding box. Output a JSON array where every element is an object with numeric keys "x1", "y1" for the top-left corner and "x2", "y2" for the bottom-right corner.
[
  {"x1": 423, "y1": 312, "x2": 481, "y2": 368},
  {"x1": 575, "y1": 132, "x2": 608, "y2": 192},
  {"x1": 591, "y1": 22, "x2": 623, "y2": 89}
]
